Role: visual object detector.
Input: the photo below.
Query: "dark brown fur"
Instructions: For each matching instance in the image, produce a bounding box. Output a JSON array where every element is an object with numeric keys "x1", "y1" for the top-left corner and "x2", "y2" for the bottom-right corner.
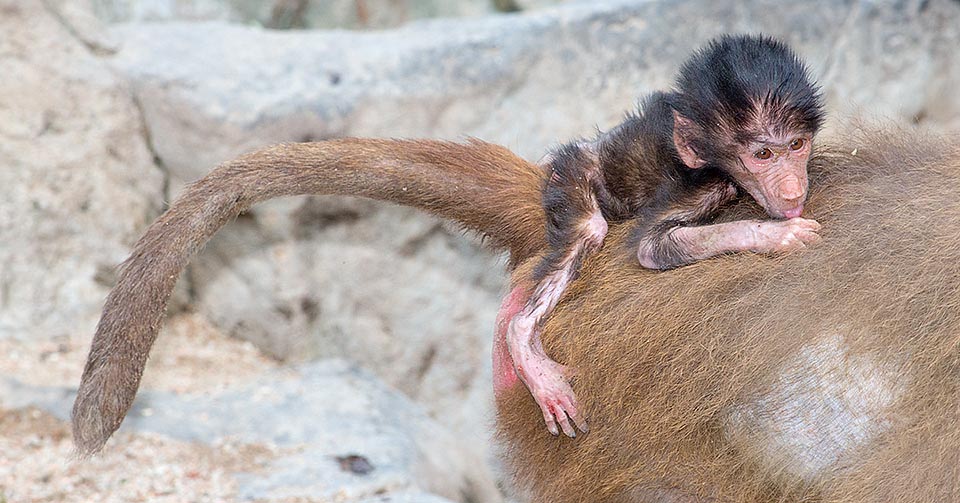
[
  {"x1": 72, "y1": 138, "x2": 548, "y2": 456},
  {"x1": 497, "y1": 124, "x2": 960, "y2": 502}
]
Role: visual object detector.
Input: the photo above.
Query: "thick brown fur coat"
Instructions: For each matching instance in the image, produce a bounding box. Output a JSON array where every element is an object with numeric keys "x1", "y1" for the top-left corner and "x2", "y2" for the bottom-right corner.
[{"x1": 498, "y1": 124, "x2": 960, "y2": 502}]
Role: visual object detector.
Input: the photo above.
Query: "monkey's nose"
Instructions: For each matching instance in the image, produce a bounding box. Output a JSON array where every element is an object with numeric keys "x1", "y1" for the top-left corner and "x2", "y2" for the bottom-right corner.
[{"x1": 779, "y1": 175, "x2": 804, "y2": 201}]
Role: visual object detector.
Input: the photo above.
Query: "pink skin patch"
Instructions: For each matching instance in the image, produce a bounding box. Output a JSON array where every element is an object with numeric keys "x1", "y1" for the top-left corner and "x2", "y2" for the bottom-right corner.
[
  {"x1": 584, "y1": 211, "x2": 608, "y2": 248},
  {"x1": 495, "y1": 283, "x2": 589, "y2": 437},
  {"x1": 493, "y1": 285, "x2": 526, "y2": 394}
]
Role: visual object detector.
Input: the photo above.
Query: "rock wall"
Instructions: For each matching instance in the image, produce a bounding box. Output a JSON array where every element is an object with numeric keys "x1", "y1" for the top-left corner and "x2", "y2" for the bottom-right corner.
[{"x1": 91, "y1": 0, "x2": 569, "y2": 29}]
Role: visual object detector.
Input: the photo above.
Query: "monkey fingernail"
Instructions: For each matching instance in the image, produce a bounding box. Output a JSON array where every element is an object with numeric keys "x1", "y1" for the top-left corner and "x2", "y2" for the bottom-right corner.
[{"x1": 577, "y1": 420, "x2": 590, "y2": 433}]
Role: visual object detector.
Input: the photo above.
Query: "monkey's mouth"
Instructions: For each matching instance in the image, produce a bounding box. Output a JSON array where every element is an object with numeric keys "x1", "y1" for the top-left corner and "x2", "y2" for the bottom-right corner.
[{"x1": 782, "y1": 205, "x2": 804, "y2": 219}]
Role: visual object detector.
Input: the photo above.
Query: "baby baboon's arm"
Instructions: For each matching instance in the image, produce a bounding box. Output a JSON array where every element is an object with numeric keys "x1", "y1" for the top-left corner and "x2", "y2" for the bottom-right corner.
[{"x1": 633, "y1": 182, "x2": 820, "y2": 270}]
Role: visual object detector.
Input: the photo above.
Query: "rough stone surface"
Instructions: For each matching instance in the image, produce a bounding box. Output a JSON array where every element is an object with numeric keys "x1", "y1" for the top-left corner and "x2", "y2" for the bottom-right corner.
[
  {"x1": 354, "y1": 492, "x2": 459, "y2": 503},
  {"x1": 0, "y1": 0, "x2": 164, "y2": 340},
  {"x1": 187, "y1": 202, "x2": 504, "y2": 448},
  {"x1": 2, "y1": 360, "x2": 497, "y2": 503},
  {"x1": 107, "y1": 0, "x2": 960, "y2": 177},
  {"x1": 0, "y1": 405, "x2": 277, "y2": 503},
  {"x1": 92, "y1": 0, "x2": 568, "y2": 29}
]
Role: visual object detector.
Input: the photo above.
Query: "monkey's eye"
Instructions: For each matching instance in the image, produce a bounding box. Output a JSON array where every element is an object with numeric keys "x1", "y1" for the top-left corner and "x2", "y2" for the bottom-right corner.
[
  {"x1": 789, "y1": 138, "x2": 806, "y2": 151},
  {"x1": 754, "y1": 148, "x2": 772, "y2": 160}
]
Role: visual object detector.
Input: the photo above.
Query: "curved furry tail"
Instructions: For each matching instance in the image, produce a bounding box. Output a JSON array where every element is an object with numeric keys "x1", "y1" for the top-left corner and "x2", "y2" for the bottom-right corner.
[{"x1": 72, "y1": 138, "x2": 546, "y2": 456}]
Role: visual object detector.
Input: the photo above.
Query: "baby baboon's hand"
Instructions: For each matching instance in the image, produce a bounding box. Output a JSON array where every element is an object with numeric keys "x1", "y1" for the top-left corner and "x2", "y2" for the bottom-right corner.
[{"x1": 750, "y1": 217, "x2": 822, "y2": 254}]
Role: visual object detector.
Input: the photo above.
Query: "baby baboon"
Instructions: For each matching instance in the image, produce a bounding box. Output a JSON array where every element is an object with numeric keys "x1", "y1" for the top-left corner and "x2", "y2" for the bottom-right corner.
[{"x1": 507, "y1": 35, "x2": 824, "y2": 436}]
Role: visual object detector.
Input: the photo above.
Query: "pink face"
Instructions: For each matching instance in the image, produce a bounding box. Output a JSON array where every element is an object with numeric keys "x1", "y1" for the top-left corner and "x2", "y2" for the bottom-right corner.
[{"x1": 732, "y1": 134, "x2": 812, "y2": 219}]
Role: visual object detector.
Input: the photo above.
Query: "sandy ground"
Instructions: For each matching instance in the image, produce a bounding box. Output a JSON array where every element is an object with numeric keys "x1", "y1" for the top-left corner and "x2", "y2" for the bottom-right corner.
[{"x1": 0, "y1": 313, "x2": 293, "y2": 503}]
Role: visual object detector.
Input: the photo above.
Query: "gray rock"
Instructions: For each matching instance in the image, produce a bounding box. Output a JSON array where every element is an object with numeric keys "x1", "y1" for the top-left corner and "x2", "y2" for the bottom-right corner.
[
  {"x1": 188, "y1": 205, "x2": 504, "y2": 441},
  {"x1": 354, "y1": 491, "x2": 458, "y2": 503},
  {"x1": 0, "y1": 0, "x2": 164, "y2": 340},
  {"x1": 107, "y1": 0, "x2": 960, "y2": 179},
  {"x1": 358, "y1": 491, "x2": 460, "y2": 503},
  {"x1": 818, "y1": 0, "x2": 960, "y2": 129},
  {"x1": 1, "y1": 360, "x2": 500, "y2": 503},
  {"x1": 91, "y1": 0, "x2": 570, "y2": 29},
  {"x1": 107, "y1": 0, "x2": 960, "y2": 171}
]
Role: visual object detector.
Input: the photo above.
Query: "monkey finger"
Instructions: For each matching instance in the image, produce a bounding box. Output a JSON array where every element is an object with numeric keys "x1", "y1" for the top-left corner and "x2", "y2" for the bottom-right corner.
[
  {"x1": 788, "y1": 217, "x2": 820, "y2": 231},
  {"x1": 555, "y1": 408, "x2": 577, "y2": 438},
  {"x1": 541, "y1": 409, "x2": 560, "y2": 436},
  {"x1": 778, "y1": 234, "x2": 801, "y2": 248},
  {"x1": 776, "y1": 236, "x2": 808, "y2": 253},
  {"x1": 574, "y1": 415, "x2": 590, "y2": 434},
  {"x1": 561, "y1": 396, "x2": 589, "y2": 433},
  {"x1": 567, "y1": 405, "x2": 590, "y2": 433},
  {"x1": 796, "y1": 229, "x2": 822, "y2": 244}
]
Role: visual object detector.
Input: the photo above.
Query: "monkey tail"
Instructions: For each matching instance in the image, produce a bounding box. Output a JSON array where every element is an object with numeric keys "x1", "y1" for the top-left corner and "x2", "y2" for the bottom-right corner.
[{"x1": 72, "y1": 138, "x2": 546, "y2": 456}]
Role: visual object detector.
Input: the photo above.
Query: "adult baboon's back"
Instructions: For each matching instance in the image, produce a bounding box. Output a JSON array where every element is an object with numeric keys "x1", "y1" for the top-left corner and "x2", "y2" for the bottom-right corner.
[{"x1": 497, "y1": 125, "x2": 960, "y2": 502}]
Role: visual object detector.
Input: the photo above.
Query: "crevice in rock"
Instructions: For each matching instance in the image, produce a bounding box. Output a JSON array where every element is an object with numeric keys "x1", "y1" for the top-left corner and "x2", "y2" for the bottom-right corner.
[
  {"x1": 129, "y1": 94, "x2": 171, "y2": 209},
  {"x1": 292, "y1": 198, "x2": 367, "y2": 239},
  {"x1": 128, "y1": 91, "x2": 200, "y2": 305},
  {"x1": 415, "y1": 346, "x2": 439, "y2": 381},
  {"x1": 39, "y1": 0, "x2": 115, "y2": 56},
  {"x1": 267, "y1": 0, "x2": 310, "y2": 29},
  {"x1": 0, "y1": 276, "x2": 10, "y2": 310},
  {"x1": 398, "y1": 223, "x2": 446, "y2": 256}
]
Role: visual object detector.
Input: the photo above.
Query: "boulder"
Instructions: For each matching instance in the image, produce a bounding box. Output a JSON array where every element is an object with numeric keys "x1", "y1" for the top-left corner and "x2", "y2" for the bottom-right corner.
[
  {"x1": 107, "y1": 0, "x2": 960, "y2": 178},
  {"x1": 91, "y1": 0, "x2": 566, "y2": 29},
  {"x1": 0, "y1": 360, "x2": 499, "y2": 502},
  {"x1": 126, "y1": 360, "x2": 502, "y2": 503},
  {"x1": 0, "y1": 0, "x2": 164, "y2": 340}
]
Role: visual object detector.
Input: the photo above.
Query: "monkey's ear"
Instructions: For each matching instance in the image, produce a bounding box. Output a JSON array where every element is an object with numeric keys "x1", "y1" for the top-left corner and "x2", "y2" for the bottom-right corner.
[{"x1": 672, "y1": 111, "x2": 707, "y2": 169}]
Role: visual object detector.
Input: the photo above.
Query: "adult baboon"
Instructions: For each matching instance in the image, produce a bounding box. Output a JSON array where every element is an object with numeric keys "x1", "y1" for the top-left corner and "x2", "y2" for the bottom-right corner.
[
  {"x1": 496, "y1": 124, "x2": 960, "y2": 502},
  {"x1": 73, "y1": 124, "x2": 959, "y2": 502}
]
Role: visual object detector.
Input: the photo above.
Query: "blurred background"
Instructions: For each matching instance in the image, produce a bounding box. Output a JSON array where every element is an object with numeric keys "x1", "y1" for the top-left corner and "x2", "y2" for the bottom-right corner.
[{"x1": 1, "y1": 0, "x2": 958, "y2": 501}]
